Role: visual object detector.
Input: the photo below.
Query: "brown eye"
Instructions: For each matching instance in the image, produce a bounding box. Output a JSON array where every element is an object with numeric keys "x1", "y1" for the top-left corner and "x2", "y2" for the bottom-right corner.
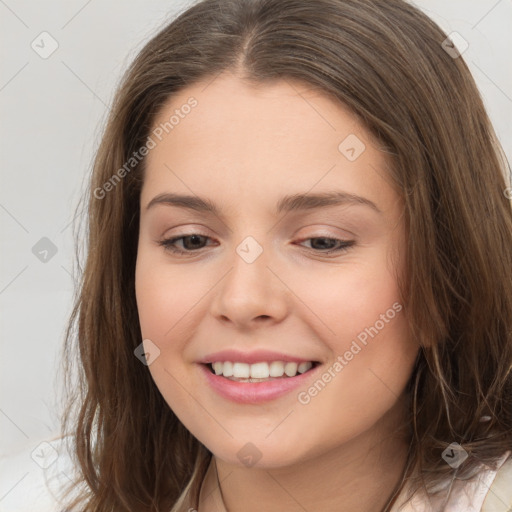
[
  {"x1": 158, "y1": 234, "x2": 214, "y2": 254},
  {"x1": 298, "y1": 237, "x2": 355, "y2": 254}
]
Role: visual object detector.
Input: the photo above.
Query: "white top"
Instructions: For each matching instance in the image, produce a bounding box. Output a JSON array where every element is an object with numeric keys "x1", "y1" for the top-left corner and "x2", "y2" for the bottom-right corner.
[
  {"x1": 1, "y1": 436, "x2": 511, "y2": 511},
  {"x1": 390, "y1": 451, "x2": 512, "y2": 511}
]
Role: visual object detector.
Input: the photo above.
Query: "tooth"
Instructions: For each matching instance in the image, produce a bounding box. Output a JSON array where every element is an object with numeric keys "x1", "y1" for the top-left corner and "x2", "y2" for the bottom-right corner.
[
  {"x1": 232, "y1": 362, "x2": 250, "y2": 378},
  {"x1": 250, "y1": 362, "x2": 270, "y2": 379},
  {"x1": 284, "y1": 362, "x2": 298, "y2": 377},
  {"x1": 212, "y1": 360, "x2": 314, "y2": 379},
  {"x1": 269, "y1": 361, "x2": 285, "y2": 377},
  {"x1": 298, "y1": 361, "x2": 313, "y2": 374},
  {"x1": 213, "y1": 362, "x2": 223, "y2": 375},
  {"x1": 222, "y1": 361, "x2": 233, "y2": 377}
]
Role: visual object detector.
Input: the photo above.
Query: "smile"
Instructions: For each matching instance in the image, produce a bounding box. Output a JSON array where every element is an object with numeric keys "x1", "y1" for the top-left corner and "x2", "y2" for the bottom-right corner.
[{"x1": 199, "y1": 360, "x2": 321, "y2": 404}]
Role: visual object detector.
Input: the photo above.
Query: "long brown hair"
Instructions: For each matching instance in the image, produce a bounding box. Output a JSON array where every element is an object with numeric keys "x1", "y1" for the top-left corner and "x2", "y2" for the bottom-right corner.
[{"x1": 59, "y1": 0, "x2": 512, "y2": 510}]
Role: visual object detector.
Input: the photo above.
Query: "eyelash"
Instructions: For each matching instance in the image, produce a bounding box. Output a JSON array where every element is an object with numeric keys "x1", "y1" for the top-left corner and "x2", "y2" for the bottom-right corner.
[{"x1": 157, "y1": 233, "x2": 355, "y2": 257}]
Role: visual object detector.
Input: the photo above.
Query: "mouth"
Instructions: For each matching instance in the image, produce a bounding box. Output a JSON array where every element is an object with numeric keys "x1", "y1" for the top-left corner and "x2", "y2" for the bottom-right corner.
[{"x1": 198, "y1": 359, "x2": 323, "y2": 404}]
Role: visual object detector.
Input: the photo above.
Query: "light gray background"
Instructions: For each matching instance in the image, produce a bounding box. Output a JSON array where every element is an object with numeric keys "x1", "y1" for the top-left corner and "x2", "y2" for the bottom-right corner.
[{"x1": 1, "y1": 0, "x2": 511, "y2": 507}]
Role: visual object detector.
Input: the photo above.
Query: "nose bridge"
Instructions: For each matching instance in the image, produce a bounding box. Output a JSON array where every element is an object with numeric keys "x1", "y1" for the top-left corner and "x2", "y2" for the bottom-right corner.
[
  {"x1": 225, "y1": 234, "x2": 272, "y2": 304},
  {"x1": 211, "y1": 234, "x2": 287, "y2": 325}
]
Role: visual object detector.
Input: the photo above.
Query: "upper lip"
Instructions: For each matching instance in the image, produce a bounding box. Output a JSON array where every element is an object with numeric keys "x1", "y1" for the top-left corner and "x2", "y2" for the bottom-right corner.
[{"x1": 197, "y1": 349, "x2": 320, "y2": 365}]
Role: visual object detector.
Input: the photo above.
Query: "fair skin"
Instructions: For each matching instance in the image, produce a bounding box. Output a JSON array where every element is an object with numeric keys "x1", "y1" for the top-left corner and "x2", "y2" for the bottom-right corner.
[{"x1": 135, "y1": 71, "x2": 419, "y2": 512}]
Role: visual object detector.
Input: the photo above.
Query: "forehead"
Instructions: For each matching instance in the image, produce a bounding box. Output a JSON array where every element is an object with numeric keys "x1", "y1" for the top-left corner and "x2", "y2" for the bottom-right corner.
[
  {"x1": 149, "y1": 72, "x2": 364, "y2": 154},
  {"x1": 142, "y1": 72, "x2": 397, "y2": 214}
]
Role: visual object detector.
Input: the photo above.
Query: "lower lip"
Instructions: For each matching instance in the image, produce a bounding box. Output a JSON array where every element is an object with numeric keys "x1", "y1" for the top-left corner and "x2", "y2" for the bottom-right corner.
[{"x1": 198, "y1": 363, "x2": 321, "y2": 404}]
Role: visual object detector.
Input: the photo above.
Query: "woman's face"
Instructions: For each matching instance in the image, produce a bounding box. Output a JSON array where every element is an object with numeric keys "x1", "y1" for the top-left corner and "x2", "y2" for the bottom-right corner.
[{"x1": 135, "y1": 72, "x2": 418, "y2": 468}]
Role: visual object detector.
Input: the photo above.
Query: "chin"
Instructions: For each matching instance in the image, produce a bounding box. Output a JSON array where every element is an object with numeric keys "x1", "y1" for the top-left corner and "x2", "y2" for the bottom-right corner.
[{"x1": 203, "y1": 434, "x2": 311, "y2": 470}]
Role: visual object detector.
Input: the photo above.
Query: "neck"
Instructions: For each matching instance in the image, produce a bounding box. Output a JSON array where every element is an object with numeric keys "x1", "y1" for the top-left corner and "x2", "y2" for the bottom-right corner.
[{"x1": 199, "y1": 398, "x2": 411, "y2": 512}]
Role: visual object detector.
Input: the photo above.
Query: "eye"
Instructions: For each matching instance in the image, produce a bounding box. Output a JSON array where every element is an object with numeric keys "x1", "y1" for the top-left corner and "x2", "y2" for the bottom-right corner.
[
  {"x1": 158, "y1": 234, "x2": 214, "y2": 255},
  {"x1": 158, "y1": 233, "x2": 355, "y2": 257},
  {"x1": 296, "y1": 236, "x2": 355, "y2": 255}
]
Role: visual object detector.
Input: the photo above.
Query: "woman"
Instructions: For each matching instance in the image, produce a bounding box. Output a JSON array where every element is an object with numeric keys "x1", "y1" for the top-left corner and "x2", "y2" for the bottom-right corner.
[{"x1": 60, "y1": 0, "x2": 512, "y2": 510}]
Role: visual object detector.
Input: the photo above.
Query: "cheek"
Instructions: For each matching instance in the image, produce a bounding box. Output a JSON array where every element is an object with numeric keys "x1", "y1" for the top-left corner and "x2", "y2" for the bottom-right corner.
[
  {"x1": 293, "y1": 249, "x2": 403, "y2": 344},
  {"x1": 135, "y1": 250, "x2": 204, "y2": 343},
  {"x1": 135, "y1": 257, "x2": 201, "y2": 415},
  {"x1": 292, "y1": 251, "x2": 415, "y2": 418},
  {"x1": 292, "y1": 309, "x2": 415, "y2": 456}
]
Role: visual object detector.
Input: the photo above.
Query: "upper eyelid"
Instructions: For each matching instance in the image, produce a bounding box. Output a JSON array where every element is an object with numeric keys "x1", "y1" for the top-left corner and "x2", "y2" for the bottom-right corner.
[
  {"x1": 162, "y1": 231, "x2": 352, "y2": 242},
  {"x1": 161, "y1": 222, "x2": 355, "y2": 237}
]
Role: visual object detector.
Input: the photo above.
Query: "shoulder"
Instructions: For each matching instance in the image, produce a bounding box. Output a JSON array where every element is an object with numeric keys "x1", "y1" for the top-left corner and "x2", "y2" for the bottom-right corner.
[
  {"x1": 391, "y1": 451, "x2": 512, "y2": 512},
  {"x1": 481, "y1": 452, "x2": 512, "y2": 511}
]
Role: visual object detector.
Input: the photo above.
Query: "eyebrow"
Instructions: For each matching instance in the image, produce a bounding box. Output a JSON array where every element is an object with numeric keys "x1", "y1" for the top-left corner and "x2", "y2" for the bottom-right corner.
[{"x1": 145, "y1": 191, "x2": 382, "y2": 215}]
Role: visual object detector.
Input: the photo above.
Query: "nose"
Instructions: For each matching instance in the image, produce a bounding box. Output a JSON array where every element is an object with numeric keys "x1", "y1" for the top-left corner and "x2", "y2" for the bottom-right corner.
[{"x1": 210, "y1": 242, "x2": 289, "y2": 329}]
